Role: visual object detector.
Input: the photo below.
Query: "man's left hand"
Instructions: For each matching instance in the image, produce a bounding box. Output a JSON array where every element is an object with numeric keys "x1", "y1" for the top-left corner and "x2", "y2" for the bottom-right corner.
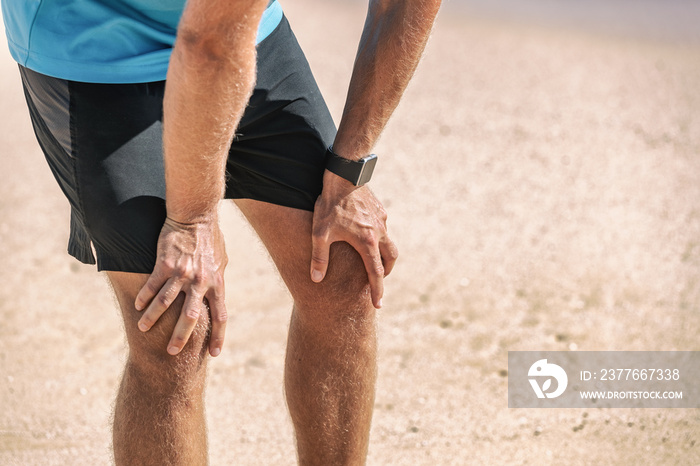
[{"x1": 310, "y1": 171, "x2": 399, "y2": 308}]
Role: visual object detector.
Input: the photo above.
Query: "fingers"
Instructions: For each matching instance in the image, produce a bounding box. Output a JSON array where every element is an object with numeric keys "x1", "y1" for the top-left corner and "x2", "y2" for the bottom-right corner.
[
  {"x1": 166, "y1": 290, "x2": 204, "y2": 355},
  {"x1": 136, "y1": 286, "x2": 227, "y2": 357},
  {"x1": 137, "y1": 276, "x2": 228, "y2": 357},
  {"x1": 357, "y1": 228, "x2": 398, "y2": 309},
  {"x1": 311, "y1": 188, "x2": 398, "y2": 308},
  {"x1": 167, "y1": 293, "x2": 227, "y2": 357},
  {"x1": 314, "y1": 229, "x2": 391, "y2": 309},
  {"x1": 137, "y1": 276, "x2": 183, "y2": 332},
  {"x1": 134, "y1": 272, "x2": 166, "y2": 312},
  {"x1": 360, "y1": 247, "x2": 385, "y2": 309},
  {"x1": 310, "y1": 223, "x2": 331, "y2": 283},
  {"x1": 379, "y1": 236, "x2": 399, "y2": 277},
  {"x1": 206, "y1": 288, "x2": 227, "y2": 357}
]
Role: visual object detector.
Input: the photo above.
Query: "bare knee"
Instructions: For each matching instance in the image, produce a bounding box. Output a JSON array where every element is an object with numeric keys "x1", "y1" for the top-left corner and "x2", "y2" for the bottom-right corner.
[
  {"x1": 108, "y1": 273, "x2": 209, "y2": 392},
  {"x1": 127, "y1": 297, "x2": 210, "y2": 391},
  {"x1": 292, "y1": 242, "x2": 375, "y2": 336}
]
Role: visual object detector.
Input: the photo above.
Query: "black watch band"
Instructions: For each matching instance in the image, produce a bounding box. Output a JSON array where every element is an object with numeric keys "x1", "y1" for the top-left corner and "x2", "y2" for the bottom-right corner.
[{"x1": 325, "y1": 147, "x2": 378, "y2": 186}]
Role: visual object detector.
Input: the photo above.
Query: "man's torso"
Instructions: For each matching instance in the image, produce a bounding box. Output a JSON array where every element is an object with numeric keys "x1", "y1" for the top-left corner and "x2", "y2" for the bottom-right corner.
[{"x1": 2, "y1": 0, "x2": 282, "y2": 83}]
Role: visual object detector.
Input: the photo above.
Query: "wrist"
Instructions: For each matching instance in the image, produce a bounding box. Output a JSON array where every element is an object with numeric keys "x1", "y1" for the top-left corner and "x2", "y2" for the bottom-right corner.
[
  {"x1": 329, "y1": 133, "x2": 371, "y2": 162},
  {"x1": 322, "y1": 169, "x2": 360, "y2": 196},
  {"x1": 324, "y1": 146, "x2": 377, "y2": 187},
  {"x1": 165, "y1": 208, "x2": 219, "y2": 226}
]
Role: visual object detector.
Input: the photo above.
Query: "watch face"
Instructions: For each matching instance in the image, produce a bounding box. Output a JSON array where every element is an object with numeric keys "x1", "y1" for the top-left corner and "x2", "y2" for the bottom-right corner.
[{"x1": 357, "y1": 154, "x2": 378, "y2": 186}]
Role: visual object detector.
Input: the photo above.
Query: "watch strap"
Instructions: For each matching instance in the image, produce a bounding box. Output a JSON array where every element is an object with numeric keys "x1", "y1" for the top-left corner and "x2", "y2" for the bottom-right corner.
[{"x1": 325, "y1": 147, "x2": 378, "y2": 186}]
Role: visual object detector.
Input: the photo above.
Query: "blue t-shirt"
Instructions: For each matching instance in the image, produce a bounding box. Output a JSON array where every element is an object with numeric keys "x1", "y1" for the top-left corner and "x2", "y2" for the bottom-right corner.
[{"x1": 2, "y1": 0, "x2": 283, "y2": 83}]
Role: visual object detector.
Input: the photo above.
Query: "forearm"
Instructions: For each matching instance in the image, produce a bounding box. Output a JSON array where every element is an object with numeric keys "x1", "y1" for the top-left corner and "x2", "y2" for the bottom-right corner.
[
  {"x1": 332, "y1": 0, "x2": 441, "y2": 160},
  {"x1": 163, "y1": 0, "x2": 268, "y2": 223}
]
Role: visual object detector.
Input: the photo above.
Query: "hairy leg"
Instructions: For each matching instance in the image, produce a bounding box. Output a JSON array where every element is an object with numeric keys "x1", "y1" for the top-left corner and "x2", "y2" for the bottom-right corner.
[
  {"x1": 235, "y1": 199, "x2": 377, "y2": 465},
  {"x1": 108, "y1": 271, "x2": 210, "y2": 466}
]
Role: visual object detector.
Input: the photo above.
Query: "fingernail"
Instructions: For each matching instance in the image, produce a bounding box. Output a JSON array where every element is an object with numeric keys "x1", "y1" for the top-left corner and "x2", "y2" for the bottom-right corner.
[
  {"x1": 167, "y1": 346, "x2": 179, "y2": 355},
  {"x1": 138, "y1": 322, "x2": 149, "y2": 332},
  {"x1": 377, "y1": 299, "x2": 383, "y2": 308},
  {"x1": 311, "y1": 270, "x2": 323, "y2": 282},
  {"x1": 211, "y1": 347, "x2": 221, "y2": 357}
]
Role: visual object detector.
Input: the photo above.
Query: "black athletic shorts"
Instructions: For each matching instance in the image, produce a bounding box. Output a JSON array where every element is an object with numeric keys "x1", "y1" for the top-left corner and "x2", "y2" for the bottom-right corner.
[{"x1": 20, "y1": 16, "x2": 336, "y2": 274}]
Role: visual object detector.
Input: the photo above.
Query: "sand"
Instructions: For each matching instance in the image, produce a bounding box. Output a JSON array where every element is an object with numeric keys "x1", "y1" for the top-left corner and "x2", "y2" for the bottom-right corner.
[{"x1": 1, "y1": 0, "x2": 699, "y2": 464}]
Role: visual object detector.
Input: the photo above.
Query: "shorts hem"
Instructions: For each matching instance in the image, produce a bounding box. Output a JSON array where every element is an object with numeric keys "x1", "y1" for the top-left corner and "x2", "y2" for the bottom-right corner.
[
  {"x1": 67, "y1": 248, "x2": 154, "y2": 274},
  {"x1": 95, "y1": 256, "x2": 155, "y2": 274},
  {"x1": 227, "y1": 182, "x2": 317, "y2": 212}
]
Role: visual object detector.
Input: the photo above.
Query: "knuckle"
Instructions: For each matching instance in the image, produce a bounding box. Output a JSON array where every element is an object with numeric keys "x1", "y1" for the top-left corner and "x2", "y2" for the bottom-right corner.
[
  {"x1": 160, "y1": 257, "x2": 176, "y2": 273},
  {"x1": 311, "y1": 224, "x2": 328, "y2": 241},
  {"x1": 184, "y1": 309, "x2": 200, "y2": 321},
  {"x1": 178, "y1": 263, "x2": 194, "y2": 278},
  {"x1": 311, "y1": 255, "x2": 328, "y2": 265},
  {"x1": 170, "y1": 335, "x2": 187, "y2": 347},
  {"x1": 210, "y1": 336, "x2": 225, "y2": 347},
  {"x1": 372, "y1": 263, "x2": 385, "y2": 277},
  {"x1": 388, "y1": 245, "x2": 399, "y2": 261},
  {"x1": 192, "y1": 273, "x2": 206, "y2": 287},
  {"x1": 145, "y1": 280, "x2": 161, "y2": 295},
  {"x1": 156, "y1": 293, "x2": 172, "y2": 308},
  {"x1": 163, "y1": 260, "x2": 190, "y2": 279},
  {"x1": 361, "y1": 230, "x2": 377, "y2": 247}
]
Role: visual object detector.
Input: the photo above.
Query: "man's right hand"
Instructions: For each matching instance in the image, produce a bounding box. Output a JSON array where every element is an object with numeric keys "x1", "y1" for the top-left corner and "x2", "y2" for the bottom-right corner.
[{"x1": 134, "y1": 215, "x2": 228, "y2": 357}]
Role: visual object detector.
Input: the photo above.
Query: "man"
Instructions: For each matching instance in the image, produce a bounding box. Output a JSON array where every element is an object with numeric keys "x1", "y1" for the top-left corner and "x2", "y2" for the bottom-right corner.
[{"x1": 2, "y1": 0, "x2": 440, "y2": 463}]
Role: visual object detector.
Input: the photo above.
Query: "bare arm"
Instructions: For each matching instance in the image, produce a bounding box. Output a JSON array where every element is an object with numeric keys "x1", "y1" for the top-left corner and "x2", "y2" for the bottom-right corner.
[
  {"x1": 134, "y1": 0, "x2": 269, "y2": 357},
  {"x1": 334, "y1": 0, "x2": 442, "y2": 158},
  {"x1": 311, "y1": 0, "x2": 441, "y2": 307}
]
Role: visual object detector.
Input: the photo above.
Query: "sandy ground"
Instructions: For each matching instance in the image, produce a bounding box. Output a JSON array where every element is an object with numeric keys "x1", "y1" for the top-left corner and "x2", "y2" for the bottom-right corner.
[{"x1": 1, "y1": 0, "x2": 699, "y2": 464}]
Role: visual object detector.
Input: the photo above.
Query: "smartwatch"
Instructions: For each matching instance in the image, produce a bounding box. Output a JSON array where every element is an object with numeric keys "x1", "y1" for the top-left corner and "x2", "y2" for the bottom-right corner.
[{"x1": 325, "y1": 147, "x2": 378, "y2": 186}]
